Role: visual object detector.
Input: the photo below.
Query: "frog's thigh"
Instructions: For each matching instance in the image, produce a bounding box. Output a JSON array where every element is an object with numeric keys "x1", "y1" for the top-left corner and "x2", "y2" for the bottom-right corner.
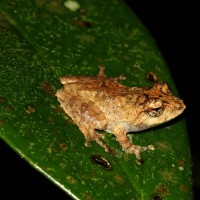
[
  {"x1": 75, "y1": 99, "x2": 107, "y2": 130},
  {"x1": 63, "y1": 95, "x2": 109, "y2": 151},
  {"x1": 112, "y1": 125, "x2": 154, "y2": 162}
]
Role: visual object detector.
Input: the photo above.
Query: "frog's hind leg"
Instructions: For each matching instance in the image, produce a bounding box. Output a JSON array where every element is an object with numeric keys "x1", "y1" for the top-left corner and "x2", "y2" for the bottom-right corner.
[
  {"x1": 60, "y1": 94, "x2": 110, "y2": 152},
  {"x1": 78, "y1": 123, "x2": 110, "y2": 152}
]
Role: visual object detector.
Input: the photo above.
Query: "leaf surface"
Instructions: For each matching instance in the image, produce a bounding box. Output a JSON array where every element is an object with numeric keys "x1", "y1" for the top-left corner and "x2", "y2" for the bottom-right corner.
[{"x1": 0, "y1": 0, "x2": 192, "y2": 199}]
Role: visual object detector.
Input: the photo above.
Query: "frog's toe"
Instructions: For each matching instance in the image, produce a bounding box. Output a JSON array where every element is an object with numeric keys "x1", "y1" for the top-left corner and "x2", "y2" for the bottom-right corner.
[
  {"x1": 84, "y1": 140, "x2": 91, "y2": 147},
  {"x1": 90, "y1": 130, "x2": 110, "y2": 152},
  {"x1": 96, "y1": 139, "x2": 110, "y2": 152},
  {"x1": 124, "y1": 145, "x2": 142, "y2": 158},
  {"x1": 144, "y1": 144, "x2": 155, "y2": 151}
]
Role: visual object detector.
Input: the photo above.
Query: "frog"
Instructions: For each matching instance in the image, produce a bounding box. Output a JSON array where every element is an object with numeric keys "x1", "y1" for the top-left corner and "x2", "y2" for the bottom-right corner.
[{"x1": 55, "y1": 66, "x2": 186, "y2": 163}]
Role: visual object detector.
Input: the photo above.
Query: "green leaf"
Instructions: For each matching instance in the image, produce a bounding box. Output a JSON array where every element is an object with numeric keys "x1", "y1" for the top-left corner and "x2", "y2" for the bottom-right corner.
[{"x1": 0, "y1": 0, "x2": 192, "y2": 199}]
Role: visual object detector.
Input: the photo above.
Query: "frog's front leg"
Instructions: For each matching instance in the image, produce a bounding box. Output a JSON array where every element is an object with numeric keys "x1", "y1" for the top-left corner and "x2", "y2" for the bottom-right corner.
[{"x1": 112, "y1": 124, "x2": 154, "y2": 163}]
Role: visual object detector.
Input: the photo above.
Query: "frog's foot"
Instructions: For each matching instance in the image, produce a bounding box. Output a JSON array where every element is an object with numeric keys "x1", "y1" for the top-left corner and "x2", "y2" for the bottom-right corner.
[
  {"x1": 79, "y1": 124, "x2": 110, "y2": 152},
  {"x1": 124, "y1": 144, "x2": 155, "y2": 164},
  {"x1": 114, "y1": 129, "x2": 154, "y2": 164},
  {"x1": 98, "y1": 65, "x2": 126, "y2": 82}
]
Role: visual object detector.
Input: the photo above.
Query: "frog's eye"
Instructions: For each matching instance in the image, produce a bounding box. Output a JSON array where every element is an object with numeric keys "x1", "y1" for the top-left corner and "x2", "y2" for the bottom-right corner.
[{"x1": 146, "y1": 99, "x2": 164, "y2": 117}]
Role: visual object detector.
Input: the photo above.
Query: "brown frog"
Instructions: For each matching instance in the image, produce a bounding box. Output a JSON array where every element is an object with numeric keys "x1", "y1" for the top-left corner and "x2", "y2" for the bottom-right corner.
[{"x1": 55, "y1": 66, "x2": 186, "y2": 162}]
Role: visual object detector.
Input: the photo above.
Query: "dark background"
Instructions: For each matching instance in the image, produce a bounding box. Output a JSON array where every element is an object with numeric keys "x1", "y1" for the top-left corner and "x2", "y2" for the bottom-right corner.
[{"x1": 1, "y1": 1, "x2": 199, "y2": 199}]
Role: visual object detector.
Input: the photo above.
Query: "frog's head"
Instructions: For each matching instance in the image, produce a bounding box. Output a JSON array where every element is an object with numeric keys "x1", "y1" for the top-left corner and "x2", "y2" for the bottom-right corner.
[{"x1": 135, "y1": 82, "x2": 186, "y2": 130}]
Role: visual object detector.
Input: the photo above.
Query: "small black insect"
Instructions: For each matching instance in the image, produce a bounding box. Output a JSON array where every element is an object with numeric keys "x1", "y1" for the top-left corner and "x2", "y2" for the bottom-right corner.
[{"x1": 90, "y1": 155, "x2": 112, "y2": 170}]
